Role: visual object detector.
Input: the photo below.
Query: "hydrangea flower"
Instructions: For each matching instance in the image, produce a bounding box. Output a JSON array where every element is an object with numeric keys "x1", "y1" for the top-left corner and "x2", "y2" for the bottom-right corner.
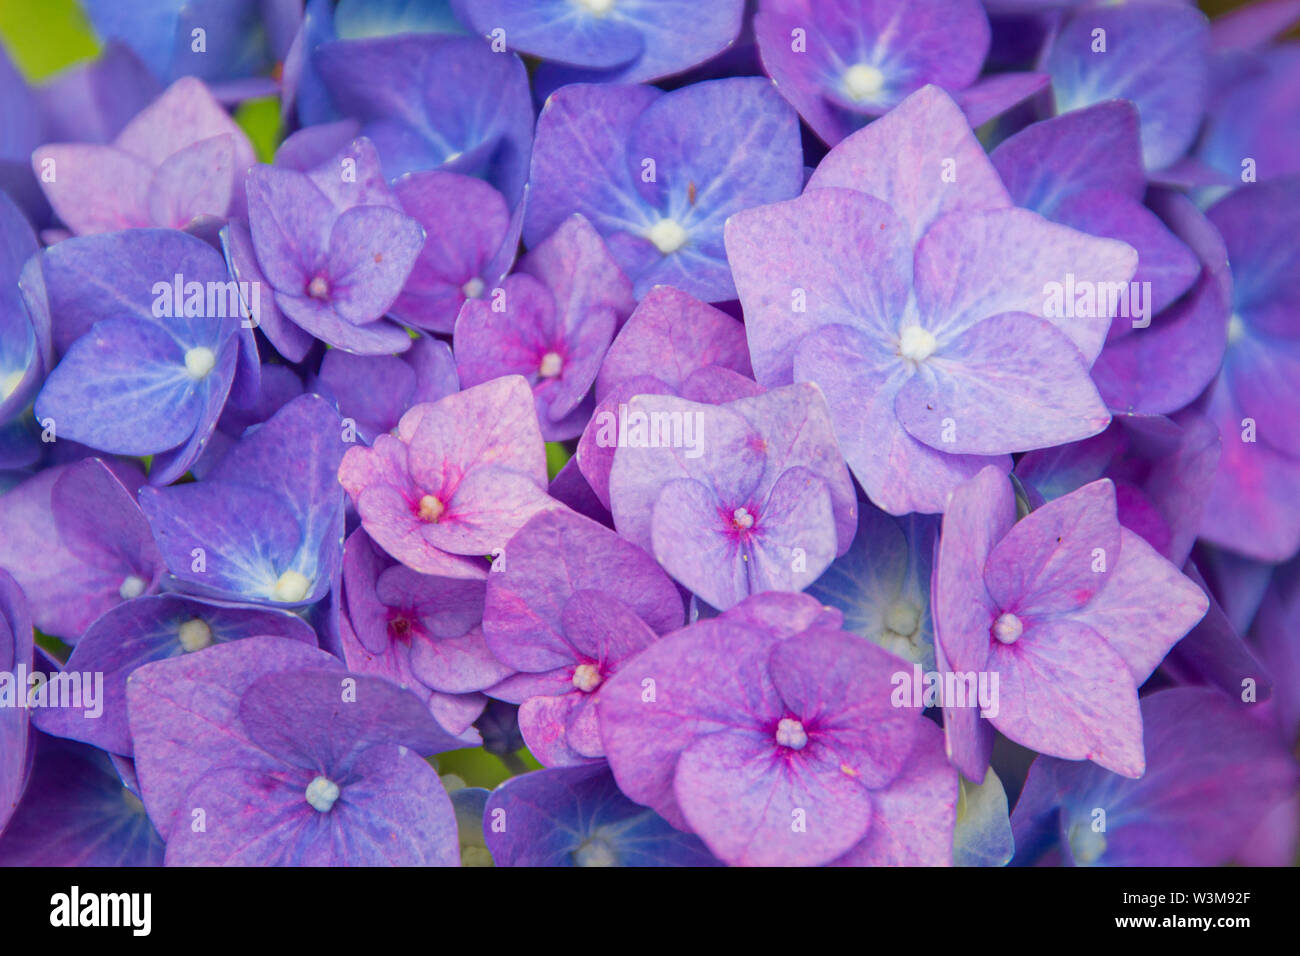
[
  {"x1": 0, "y1": 570, "x2": 32, "y2": 834},
  {"x1": 81, "y1": 0, "x2": 300, "y2": 102},
  {"x1": 455, "y1": 214, "x2": 634, "y2": 440},
  {"x1": 315, "y1": 35, "x2": 533, "y2": 206},
  {"x1": 575, "y1": 285, "x2": 758, "y2": 510},
  {"x1": 0, "y1": 732, "x2": 164, "y2": 867},
  {"x1": 339, "y1": 376, "x2": 557, "y2": 580},
  {"x1": 33, "y1": 594, "x2": 317, "y2": 756},
  {"x1": 452, "y1": 0, "x2": 745, "y2": 85},
  {"x1": 229, "y1": 137, "x2": 424, "y2": 358},
  {"x1": 139, "y1": 394, "x2": 346, "y2": 607},
  {"x1": 0, "y1": 458, "x2": 161, "y2": 641},
  {"x1": 526, "y1": 77, "x2": 803, "y2": 301},
  {"x1": 607, "y1": 383, "x2": 857, "y2": 609},
  {"x1": 33, "y1": 228, "x2": 248, "y2": 483},
  {"x1": 1043, "y1": 1, "x2": 1209, "y2": 173},
  {"x1": 127, "y1": 637, "x2": 464, "y2": 865},
  {"x1": 726, "y1": 85, "x2": 1138, "y2": 514},
  {"x1": 599, "y1": 591, "x2": 959, "y2": 866},
  {"x1": 1011, "y1": 688, "x2": 1297, "y2": 866},
  {"x1": 33, "y1": 77, "x2": 257, "y2": 235},
  {"x1": 483, "y1": 764, "x2": 722, "y2": 867},
  {"x1": 1198, "y1": 178, "x2": 1300, "y2": 562},
  {"x1": 934, "y1": 467, "x2": 1208, "y2": 781},
  {"x1": 341, "y1": 527, "x2": 504, "y2": 739},
  {"x1": 755, "y1": 0, "x2": 1047, "y2": 145},
  {"x1": 482, "y1": 508, "x2": 684, "y2": 765},
  {"x1": 388, "y1": 171, "x2": 523, "y2": 334},
  {"x1": 805, "y1": 505, "x2": 939, "y2": 667}
]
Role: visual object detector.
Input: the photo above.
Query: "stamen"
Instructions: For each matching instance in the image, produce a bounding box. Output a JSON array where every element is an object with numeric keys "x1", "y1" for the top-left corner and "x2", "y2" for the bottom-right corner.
[
  {"x1": 178, "y1": 618, "x2": 212, "y2": 652},
  {"x1": 305, "y1": 775, "x2": 341, "y2": 813},
  {"x1": 992, "y1": 612, "x2": 1023, "y2": 645},
  {"x1": 572, "y1": 663, "x2": 602, "y2": 692},
  {"x1": 119, "y1": 575, "x2": 146, "y2": 600},
  {"x1": 775, "y1": 717, "x2": 808, "y2": 750},
  {"x1": 273, "y1": 570, "x2": 311, "y2": 603},
  {"x1": 183, "y1": 347, "x2": 216, "y2": 380},
  {"x1": 647, "y1": 218, "x2": 688, "y2": 254},
  {"x1": 418, "y1": 494, "x2": 445, "y2": 523}
]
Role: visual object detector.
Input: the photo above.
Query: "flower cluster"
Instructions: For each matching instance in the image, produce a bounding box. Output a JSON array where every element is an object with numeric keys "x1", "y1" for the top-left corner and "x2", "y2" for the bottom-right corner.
[{"x1": 0, "y1": 0, "x2": 1297, "y2": 869}]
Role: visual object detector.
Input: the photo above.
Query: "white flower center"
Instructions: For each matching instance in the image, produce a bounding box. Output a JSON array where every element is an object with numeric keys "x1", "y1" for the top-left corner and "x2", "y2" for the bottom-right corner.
[
  {"x1": 418, "y1": 494, "x2": 445, "y2": 523},
  {"x1": 572, "y1": 663, "x2": 602, "y2": 692},
  {"x1": 646, "y1": 218, "x2": 689, "y2": 254},
  {"x1": 1227, "y1": 312, "x2": 1246, "y2": 345},
  {"x1": 307, "y1": 275, "x2": 330, "y2": 300},
  {"x1": 119, "y1": 575, "x2": 146, "y2": 599},
  {"x1": 775, "y1": 717, "x2": 808, "y2": 750},
  {"x1": 732, "y1": 507, "x2": 755, "y2": 530},
  {"x1": 884, "y1": 601, "x2": 920, "y2": 638},
  {"x1": 183, "y1": 346, "x2": 216, "y2": 380},
  {"x1": 843, "y1": 63, "x2": 886, "y2": 102},
  {"x1": 898, "y1": 325, "x2": 937, "y2": 363},
  {"x1": 178, "y1": 618, "x2": 212, "y2": 653},
  {"x1": 305, "y1": 775, "x2": 341, "y2": 813},
  {"x1": 462, "y1": 277, "x2": 485, "y2": 299},
  {"x1": 538, "y1": 351, "x2": 564, "y2": 378},
  {"x1": 273, "y1": 570, "x2": 311, "y2": 603},
  {"x1": 992, "y1": 612, "x2": 1023, "y2": 645},
  {"x1": 574, "y1": 835, "x2": 619, "y2": 866},
  {"x1": 1068, "y1": 822, "x2": 1107, "y2": 865},
  {"x1": 574, "y1": 0, "x2": 614, "y2": 16}
]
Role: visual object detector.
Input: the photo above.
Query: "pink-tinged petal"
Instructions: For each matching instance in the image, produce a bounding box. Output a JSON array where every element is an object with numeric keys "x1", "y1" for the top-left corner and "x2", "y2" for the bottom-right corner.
[
  {"x1": 305, "y1": 137, "x2": 400, "y2": 214},
  {"x1": 147, "y1": 133, "x2": 235, "y2": 229},
  {"x1": 988, "y1": 619, "x2": 1145, "y2": 777},
  {"x1": 955, "y1": 72, "x2": 1049, "y2": 129},
  {"x1": 934, "y1": 631, "x2": 995, "y2": 783},
  {"x1": 725, "y1": 187, "x2": 912, "y2": 386},
  {"x1": 518, "y1": 693, "x2": 597, "y2": 768},
  {"x1": 1199, "y1": 380, "x2": 1300, "y2": 562},
  {"x1": 409, "y1": 626, "x2": 514, "y2": 695},
  {"x1": 1064, "y1": 528, "x2": 1207, "y2": 684},
  {"x1": 246, "y1": 165, "x2": 334, "y2": 291},
  {"x1": 596, "y1": 284, "x2": 751, "y2": 399},
  {"x1": 483, "y1": 508, "x2": 684, "y2": 672},
  {"x1": 742, "y1": 468, "x2": 838, "y2": 600},
  {"x1": 518, "y1": 212, "x2": 634, "y2": 341},
  {"x1": 769, "y1": 629, "x2": 919, "y2": 790},
  {"x1": 560, "y1": 589, "x2": 659, "y2": 666},
  {"x1": 831, "y1": 722, "x2": 959, "y2": 867},
  {"x1": 598, "y1": 611, "x2": 789, "y2": 830},
  {"x1": 276, "y1": 292, "x2": 413, "y2": 356},
  {"x1": 406, "y1": 376, "x2": 548, "y2": 490},
  {"x1": 325, "y1": 205, "x2": 424, "y2": 324},
  {"x1": 806, "y1": 85, "x2": 1011, "y2": 243},
  {"x1": 674, "y1": 726, "x2": 875, "y2": 867},
  {"x1": 649, "y1": 477, "x2": 756, "y2": 609},
  {"x1": 455, "y1": 274, "x2": 556, "y2": 383},
  {"x1": 724, "y1": 382, "x2": 857, "y2": 552},
  {"x1": 897, "y1": 312, "x2": 1111, "y2": 456},
  {"x1": 934, "y1": 466, "x2": 1016, "y2": 675},
  {"x1": 390, "y1": 170, "x2": 512, "y2": 333},
  {"x1": 914, "y1": 208, "x2": 1138, "y2": 362},
  {"x1": 984, "y1": 479, "x2": 1121, "y2": 616},
  {"x1": 989, "y1": 100, "x2": 1147, "y2": 212},
  {"x1": 793, "y1": 322, "x2": 1008, "y2": 515},
  {"x1": 114, "y1": 77, "x2": 255, "y2": 172},
  {"x1": 414, "y1": 466, "x2": 560, "y2": 557},
  {"x1": 32, "y1": 145, "x2": 152, "y2": 234},
  {"x1": 607, "y1": 393, "x2": 765, "y2": 552},
  {"x1": 1225, "y1": 333, "x2": 1300, "y2": 460}
]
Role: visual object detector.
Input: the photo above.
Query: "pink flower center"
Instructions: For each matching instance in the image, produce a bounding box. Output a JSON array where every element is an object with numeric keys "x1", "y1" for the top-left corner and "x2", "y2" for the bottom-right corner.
[
  {"x1": 775, "y1": 717, "x2": 807, "y2": 750},
  {"x1": 307, "y1": 275, "x2": 330, "y2": 300},
  {"x1": 992, "y1": 612, "x2": 1023, "y2": 644}
]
